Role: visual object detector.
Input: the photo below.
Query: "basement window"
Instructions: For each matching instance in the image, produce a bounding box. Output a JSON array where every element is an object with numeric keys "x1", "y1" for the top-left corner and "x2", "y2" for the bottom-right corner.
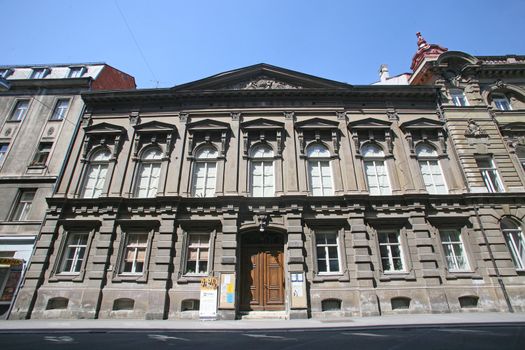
[{"x1": 391, "y1": 297, "x2": 411, "y2": 310}]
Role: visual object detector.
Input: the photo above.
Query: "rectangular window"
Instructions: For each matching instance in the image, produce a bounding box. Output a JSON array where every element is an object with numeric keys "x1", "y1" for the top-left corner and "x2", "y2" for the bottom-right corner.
[
  {"x1": 364, "y1": 160, "x2": 391, "y2": 195},
  {"x1": 419, "y1": 160, "x2": 447, "y2": 194},
  {"x1": 0, "y1": 143, "x2": 9, "y2": 165},
  {"x1": 30, "y1": 68, "x2": 47, "y2": 79},
  {"x1": 440, "y1": 230, "x2": 469, "y2": 271},
  {"x1": 476, "y1": 157, "x2": 504, "y2": 193},
  {"x1": 31, "y1": 142, "x2": 52, "y2": 166},
  {"x1": 316, "y1": 232, "x2": 340, "y2": 274},
  {"x1": 378, "y1": 231, "x2": 405, "y2": 272},
  {"x1": 0, "y1": 69, "x2": 11, "y2": 78},
  {"x1": 251, "y1": 161, "x2": 275, "y2": 197},
  {"x1": 50, "y1": 99, "x2": 69, "y2": 120},
  {"x1": 10, "y1": 189, "x2": 36, "y2": 221},
  {"x1": 60, "y1": 233, "x2": 88, "y2": 274},
  {"x1": 9, "y1": 100, "x2": 29, "y2": 121},
  {"x1": 68, "y1": 67, "x2": 85, "y2": 78},
  {"x1": 308, "y1": 160, "x2": 334, "y2": 196},
  {"x1": 185, "y1": 234, "x2": 209, "y2": 275},
  {"x1": 121, "y1": 234, "x2": 148, "y2": 274},
  {"x1": 503, "y1": 229, "x2": 525, "y2": 270},
  {"x1": 192, "y1": 162, "x2": 216, "y2": 197},
  {"x1": 450, "y1": 89, "x2": 469, "y2": 107}
]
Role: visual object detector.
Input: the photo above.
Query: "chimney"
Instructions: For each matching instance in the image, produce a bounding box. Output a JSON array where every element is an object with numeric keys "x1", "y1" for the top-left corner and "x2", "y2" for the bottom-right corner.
[{"x1": 379, "y1": 64, "x2": 390, "y2": 82}]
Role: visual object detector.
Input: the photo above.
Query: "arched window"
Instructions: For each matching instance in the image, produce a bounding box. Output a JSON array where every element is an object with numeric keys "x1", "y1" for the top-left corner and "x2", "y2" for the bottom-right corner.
[
  {"x1": 492, "y1": 93, "x2": 512, "y2": 111},
  {"x1": 306, "y1": 143, "x2": 333, "y2": 196},
  {"x1": 134, "y1": 147, "x2": 162, "y2": 198},
  {"x1": 250, "y1": 144, "x2": 274, "y2": 197},
  {"x1": 191, "y1": 146, "x2": 218, "y2": 197},
  {"x1": 501, "y1": 218, "x2": 525, "y2": 269},
  {"x1": 416, "y1": 143, "x2": 447, "y2": 194},
  {"x1": 82, "y1": 148, "x2": 111, "y2": 198},
  {"x1": 362, "y1": 144, "x2": 391, "y2": 195}
]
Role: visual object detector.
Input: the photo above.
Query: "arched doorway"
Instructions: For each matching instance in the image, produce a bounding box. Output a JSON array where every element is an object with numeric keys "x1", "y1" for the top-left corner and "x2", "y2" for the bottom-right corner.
[{"x1": 240, "y1": 231, "x2": 285, "y2": 311}]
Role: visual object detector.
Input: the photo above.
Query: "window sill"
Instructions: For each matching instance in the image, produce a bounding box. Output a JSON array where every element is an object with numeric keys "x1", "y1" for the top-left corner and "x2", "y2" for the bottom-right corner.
[
  {"x1": 113, "y1": 272, "x2": 147, "y2": 283},
  {"x1": 178, "y1": 275, "x2": 208, "y2": 284},
  {"x1": 313, "y1": 272, "x2": 349, "y2": 283},
  {"x1": 5, "y1": 120, "x2": 22, "y2": 123},
  {"x1": 379, "y1": 271, "x2": 416, "y2": 281},
  {"x1": 27, "y1": 164, "x2": 47, "y2": 169},
  {"x1": 49, "y1": 272, "x2": 84, "y2": 282},
  {"x1": 445, "y1": 271, "x2": 482, "y2": 280},
  {"x1": 0, "y1": 220, "x2": 41, "y2": 225}
]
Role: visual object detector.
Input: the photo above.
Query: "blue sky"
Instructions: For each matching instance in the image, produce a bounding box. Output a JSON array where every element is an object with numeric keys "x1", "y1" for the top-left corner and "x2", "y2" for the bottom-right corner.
[{"x1": 3, "y1": 0, "x2": 525, "y2": 88}]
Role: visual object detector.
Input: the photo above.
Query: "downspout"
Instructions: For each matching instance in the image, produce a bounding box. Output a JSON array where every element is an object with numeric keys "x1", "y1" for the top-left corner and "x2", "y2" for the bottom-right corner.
[{"x1": 473, "y1": 204, "x2": 514, "y2": 313}]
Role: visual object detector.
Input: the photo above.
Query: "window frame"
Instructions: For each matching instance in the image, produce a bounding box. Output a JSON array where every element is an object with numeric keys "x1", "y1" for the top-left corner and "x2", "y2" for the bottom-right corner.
[
  {"x1": 315, "y1": 231, "x2": 342, "y2": 275},
  {"x1": 183, "y1": 233, "x2": 211, "y2": 276},
  {"x1": 450, "y1": 89, "x2": 469, "y2": 107},
  {"x1": 112, "y1": 225, "x2": 155, "y2": 282},
  {"x1": 362, "y1": 143, "x2": 392, "y2": 195},
  {"x1": 30, "y1": 142, "x2": 53, "y2": 167},
  {"x1": 8, "y1": 99, "x2": 30, "y2": 122},
  {"x1": 191, "y1": 146, "x2": 218, "y2": 198},
  {"x1": 476, "y1": 156, "x2": 505, "y2": 193},
  {"x1": 501, "y1": 219, "x2": 525, "y2": 271},
  {"x1": 133, "y1": 147, "x2": 163, "y2": 198},
  {"x1": 120, "y1": 233, "x2": 149, "y2": 275},
  {"x1": 9, "y1": 189, "x2": 36, "y2": 222},
  {"x1": 68, "y1": 66, "x2": 86, "y2": 78},
  {"x1": 49, "y1": 98, "x2": 70, "y2": 121},
  {"x1": 377, "y1": 230, "x2": 406, "y2": 273},
  {"x1": 30, "y1": 68, "x2": 48, "y2": 79},
  {"x1": 249, "y1": 143, "x2": 275, "y2": 197},
  {"x1": 58, "y1": 233, "x2": 89, "y2": 275},
  {"x1": 306, "y1": 143, "x2": 334, "y2": 196},
  {"x1": 439, "y1": 229, "x2": 471, "y2": 272},
  {"x1": 80, "y1": 148, "x2": 112, "y2": 199},
  {"x1": 492, "y1": 94, "x2": 512, "y2": 111},
  {"x1": 0, "y1": 143, "x2": 9, "y2": 166},
  {"x1": 416, "y1": 143, "x2": 448, "y2": 194}
]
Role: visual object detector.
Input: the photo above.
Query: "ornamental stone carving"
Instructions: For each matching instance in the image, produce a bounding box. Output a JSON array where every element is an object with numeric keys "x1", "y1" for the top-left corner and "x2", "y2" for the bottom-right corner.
[
  {"x1": 225, "y1": 76, "x2": 302, "y2": 90},
  {"x1": 464, "y1": 119, "x2": 487, "y2": 137}
]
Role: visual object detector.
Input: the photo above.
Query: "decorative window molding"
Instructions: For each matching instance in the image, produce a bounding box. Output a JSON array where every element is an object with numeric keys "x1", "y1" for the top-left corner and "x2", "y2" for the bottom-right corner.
[
  {"x1": 475, "y1": 156, "x2": 505, "y2": 193},
  {"x1": 112, "y1": 220, "x2": 158, "y2": 282},
  {"x1": 241, "y1": 118, "x2": 284, "y2": 158},
  {"x1": 132, "y1": 121, "x2": 177, "y2": 160},
  {"x1": 186, "y1": 119, "x2": 230, "y2": 158},
  {"x1": 400, "y1": 117, "x2": 446, "y2": 156},
  {"x1": 49, "y1": 220, "x2": 99, "y2": 282},
  {"x1": 361, "y1": 143, "x2": 391, "y2": 195},
  {"x1": 133, "y1": 147, "x2": 163, "y2": 198},
  {"x1": 191, "y1": 145, "x2": 218, "y2": 198},
  {"x1": 295, "y1": 117, "x2": 340, "y2": 156},
  {"x1": 80, "y1": 148, "x2": 111, "y2": 198},
  {"x1": 415, "y1": 143, "x2": 447, "y2": 194},
  {"x1": 348, "y1": 117, "x2": 393, "y2": 156},
  {"x1": 449, "y1": 89, "x2": 469, "y2": 107},
  {"x1": 309, "y1": 224, "x2": 349, "y2": 282},
  {"x1": 178, "y1": 226, "x2": 217, "y2": 282},
  {"x1": 82, "y1": 122, "x2": 126, "y2": 161}
]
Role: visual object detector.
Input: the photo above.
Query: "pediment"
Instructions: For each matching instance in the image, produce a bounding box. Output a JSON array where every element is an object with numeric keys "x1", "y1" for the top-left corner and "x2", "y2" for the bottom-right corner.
[
  {"x1": 84, "y1": 122, "x2": 126, "y2": 135},
  {"x1": 241, "y1": 118, "x2": 284, "y2": 130},
  {"x1": 348, "y1": 117, "x2": 391, "y2": 129},
  {"x1": 172, "y1": 63, "x2": 352, "y2": 91},
  {"x1": 187, "y1": 119, "x2": 230, "y2": 132},
  {"x1": 295, "y1": 118, "x2": 340, "y2": 130},
  {"x1": 134, "y1": 121, "x2": 177, "y2": 134},
  {"x1": 400, "y1": 117, "x2": 444, "y2": 130}
]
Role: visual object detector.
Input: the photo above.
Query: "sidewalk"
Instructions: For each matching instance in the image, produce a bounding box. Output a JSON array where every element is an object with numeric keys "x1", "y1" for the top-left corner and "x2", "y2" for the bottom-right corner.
[{"x1": 1, "y1": 312, "x2": 525, "y2": 332}]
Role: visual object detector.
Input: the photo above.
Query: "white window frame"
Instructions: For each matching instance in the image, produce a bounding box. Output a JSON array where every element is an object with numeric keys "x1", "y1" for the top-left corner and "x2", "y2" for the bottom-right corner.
[
  {"x1": 9, "y1": 100, "x2": 29, "y2": 121},
  {"x1": 378, "y1": 231, "x2": 405, "y2": 273},
  {"x1": 31, "y1": 142, "x2": 53, "y2": 166},
  {"x1": 249, "y1": 144, "x2": 275, "y2": 197},
  {"x1": 81, "y1": 149, "x2": 111, "y2": 198},
  {"x1": 191, "y1": 146, "x2": 218, "y2": 198},
  {"x1": 416, "y1": 144, "x2": 447, "y2": 194},
  {"x1": 50, "y1": 99, "x2": 69, "y2": 120},
  {"x1": 68, "y1": 66, "x2": 85, "y2": 78},
  {"x1": 10, "y1": 189, "x2": 36, "y2": 222},
  {"x1": 30, "y1": 68, "x2": 47, "y2": 79},
  {"x1": 315, "y1": 232, "x2": 341, "y2": 274},
  {"x1": 59, "y1": 233, "x2": 88, "y2": 274},
  {"x1": 440, "y1": 230, "x2": 470, "y2": 272},
  {"x1": 134, "y1": 147, "x2": 162, "y2": 198},
  {"x1": 501, "y1": 221, "x2": 525, "y2": 270},
  {"x1": 121, "y1": 233, "x2": 148, "y2": 274},
  {"x1": 492, "y1": 94, "x2": 512, "y2": 111},
  {"x1": 184, "y1": 233, "x2": 210, "y2": 275},
  {"x1": 476, "y1": 157, "x2": 504, "y2": 193},
  {"x1": 450, "y1": 89, "x2": 469, "y2": 107},
  {"x1": 306, "y1": 143, "x2": 334, "y2": 196},
  {"x1": 362, "y1": 144, "x2": 391, "y2": 195}
]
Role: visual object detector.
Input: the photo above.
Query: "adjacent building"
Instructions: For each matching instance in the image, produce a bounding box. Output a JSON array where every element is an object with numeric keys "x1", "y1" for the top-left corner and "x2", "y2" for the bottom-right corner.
[
  {"x1": 9, "y1": 35, "x2": 525, "y2": 320},
  {"x1": 0, "y1": 63, "x2": 135, "y2": 318}
]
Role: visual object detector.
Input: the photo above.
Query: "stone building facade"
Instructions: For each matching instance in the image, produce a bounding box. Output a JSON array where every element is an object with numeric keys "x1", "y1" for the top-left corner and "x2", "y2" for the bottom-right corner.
[
  {"x1": 9, "y1": 36, "x2": 525, "y2": 320},
  {"x1": 0, "y1": 63, "x2": 135, "y2": 318}
]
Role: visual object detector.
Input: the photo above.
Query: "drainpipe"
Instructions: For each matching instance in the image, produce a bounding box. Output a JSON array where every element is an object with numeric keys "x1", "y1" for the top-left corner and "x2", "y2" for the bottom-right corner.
[{"x1": 473, "y1": 204, "x2": 514, "y2": 313}]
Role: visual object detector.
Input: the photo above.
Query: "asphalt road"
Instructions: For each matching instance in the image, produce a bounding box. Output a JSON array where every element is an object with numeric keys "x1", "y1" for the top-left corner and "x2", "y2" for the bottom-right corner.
[{"x1": 1, "y1": 325, "x2": 524, "y2": 350}]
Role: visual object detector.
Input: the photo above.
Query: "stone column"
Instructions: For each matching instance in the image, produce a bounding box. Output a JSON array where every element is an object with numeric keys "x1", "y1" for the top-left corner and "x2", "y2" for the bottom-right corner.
[
  {"x1": 286, "y1": 211, "x2": 308, "y2": 319},
  {"x1": 218, "y1": 211, "x2": 238, "y2": 320}
]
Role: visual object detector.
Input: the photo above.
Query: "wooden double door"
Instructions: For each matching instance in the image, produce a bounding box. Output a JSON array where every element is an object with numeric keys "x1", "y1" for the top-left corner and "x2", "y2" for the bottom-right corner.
[{"x1": 240, "y1": 233, "x2": 285, "y2": 311}]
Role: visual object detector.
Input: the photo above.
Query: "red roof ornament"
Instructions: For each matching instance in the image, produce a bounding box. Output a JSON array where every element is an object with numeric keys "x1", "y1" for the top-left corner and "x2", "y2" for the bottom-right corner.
[{"x1": 410, "y1": 32, "x2": 448, "y2": 71}]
